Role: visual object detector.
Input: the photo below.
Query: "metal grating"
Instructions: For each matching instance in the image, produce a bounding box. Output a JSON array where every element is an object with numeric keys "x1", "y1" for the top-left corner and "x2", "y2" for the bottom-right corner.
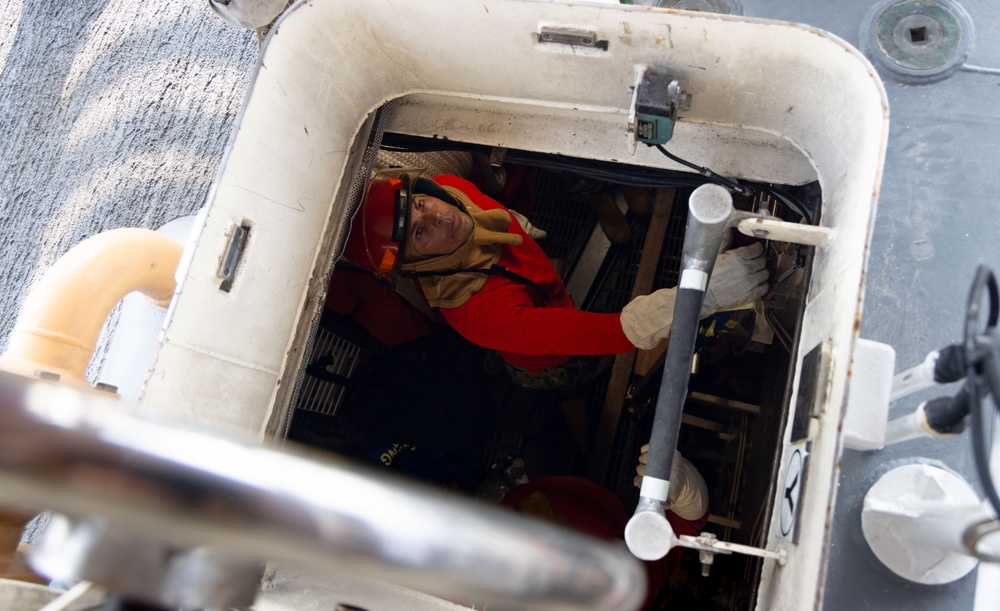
[
  {"x1": 282, "y1": 102, "x2": 394, "y2": 438},
  {"x1": 589, "y1": 194, "x2": 691, "y2": 496},
  {"x1": 294, "y1": 325, "x2": 363, "y2": 417},
  {"x1": 527, "y1": 169, "x2": 598, "y2": 270},
  {"x1": 480, "y1": 387, "x2": 551, "y2": 469}
]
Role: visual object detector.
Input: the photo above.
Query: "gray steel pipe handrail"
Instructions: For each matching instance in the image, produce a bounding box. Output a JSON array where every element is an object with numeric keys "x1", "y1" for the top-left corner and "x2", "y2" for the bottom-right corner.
[
  {"x1": 625, "y1": 184, "x2": 733, "y2": 561},
  {"x1": 0, "y1": 373, "x2": 646, "y2": 611}
]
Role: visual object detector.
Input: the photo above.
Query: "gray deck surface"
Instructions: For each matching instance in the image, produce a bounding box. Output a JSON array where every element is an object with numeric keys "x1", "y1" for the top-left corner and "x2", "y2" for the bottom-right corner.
[{"x1": 748, "y1": 1, "x2": 998, "y2": 609}]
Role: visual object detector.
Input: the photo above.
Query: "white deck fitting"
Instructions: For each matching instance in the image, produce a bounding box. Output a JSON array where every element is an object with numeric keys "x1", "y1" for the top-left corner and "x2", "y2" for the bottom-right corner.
[{"x1": 137, "y1": 1, "x2": 888, "y2": 609}]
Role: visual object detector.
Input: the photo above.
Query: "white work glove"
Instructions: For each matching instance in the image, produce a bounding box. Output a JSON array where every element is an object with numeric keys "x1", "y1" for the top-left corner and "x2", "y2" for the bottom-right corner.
[
  {"x1": 621, "y1": 243, "x2": 768, "y2": 349},
  {"x1": 634, "y1": 444, "x2": 709, "y2": 521},
  {"x1": 509, "y1": 209, "x2": 548, "y2": 241},
  {"x1": 620, "y1": 287, "x2": 677, "y2": 350},
  {"x1": 701, "y1": 242, "x2": 769, "y2": 318}
]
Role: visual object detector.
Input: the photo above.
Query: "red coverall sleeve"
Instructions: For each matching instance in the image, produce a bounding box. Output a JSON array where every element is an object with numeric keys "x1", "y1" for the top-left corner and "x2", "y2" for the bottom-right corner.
[{"x1": 440, "y1": 277, "x2": 636, "y2": 357}]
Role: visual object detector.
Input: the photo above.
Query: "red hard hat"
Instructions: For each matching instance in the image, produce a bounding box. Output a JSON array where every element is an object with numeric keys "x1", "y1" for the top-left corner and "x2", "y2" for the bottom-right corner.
[{"x1": 342, "y1": 171, "x2": 418, "y2": 277}]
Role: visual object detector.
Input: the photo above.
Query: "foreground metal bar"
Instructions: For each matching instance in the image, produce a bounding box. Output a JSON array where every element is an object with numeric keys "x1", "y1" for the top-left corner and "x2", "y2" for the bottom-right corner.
[{"x1": 0, "y1": 374, "x2": 645, "y2": 611}]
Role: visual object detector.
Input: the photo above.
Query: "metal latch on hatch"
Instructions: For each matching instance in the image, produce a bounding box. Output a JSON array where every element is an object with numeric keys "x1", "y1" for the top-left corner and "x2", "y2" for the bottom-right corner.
[
  {"x1": 538, "y1": 26, "x2": 604, "y2": 48},
  {"x1": 628, "y1": 67, "x2": 691, "y2": 154}
]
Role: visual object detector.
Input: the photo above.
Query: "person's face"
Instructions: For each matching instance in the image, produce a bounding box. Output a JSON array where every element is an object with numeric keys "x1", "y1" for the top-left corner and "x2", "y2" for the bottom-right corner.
[{"x1": 408, "y1": 194, "x2": 474, "y2": 256}]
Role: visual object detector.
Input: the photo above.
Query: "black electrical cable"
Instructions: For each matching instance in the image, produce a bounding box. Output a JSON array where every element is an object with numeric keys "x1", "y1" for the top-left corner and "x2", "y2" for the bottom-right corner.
[
  {"x1": 651, "y1": 143, "x2": 815, "y2": 225},
  {"x1": 652, "y1": 143, "x2": 753, "y2": 197},
  {"x1": 380, "y1": 132, "x2": 816, "y2": 222},
  {"x1": 963, "y1": 265, "x2": 1000, "y2": 518},
  {"x1": 756, "y1": 183, "x2": 814, "y2": 225},
  {"x1": 504, "y1": 150, "x2": 708, "y2": 189},
  {"x1": 378, "y1": 134, "x2": 704, "y2": 188}
]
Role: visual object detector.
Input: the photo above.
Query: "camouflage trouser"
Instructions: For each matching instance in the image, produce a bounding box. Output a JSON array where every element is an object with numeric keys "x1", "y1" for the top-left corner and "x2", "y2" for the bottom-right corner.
[{"x1": 502, "y1": 355, "x2": 601, "y2": 393}]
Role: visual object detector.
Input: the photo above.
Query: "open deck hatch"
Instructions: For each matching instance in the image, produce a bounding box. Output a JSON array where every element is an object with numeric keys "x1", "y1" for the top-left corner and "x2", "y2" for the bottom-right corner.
[
  {"x1": 141, "y1": 1, "x2": 888, "y2": 609},
  {"x1": 288, "y1": 122, "x2": 819, "y2": 608}
]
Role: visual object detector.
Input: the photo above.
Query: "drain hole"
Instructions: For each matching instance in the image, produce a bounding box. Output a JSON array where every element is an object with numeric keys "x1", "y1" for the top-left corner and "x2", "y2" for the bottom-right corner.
[{"x1": 909, "y1": 26, "x2": 928, "y2": 44}]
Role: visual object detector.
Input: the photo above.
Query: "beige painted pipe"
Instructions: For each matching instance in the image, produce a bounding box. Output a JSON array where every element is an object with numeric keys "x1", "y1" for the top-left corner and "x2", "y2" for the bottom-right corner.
[{"x1": 0, "y1": 229, "x2": 183, "y2": 386}]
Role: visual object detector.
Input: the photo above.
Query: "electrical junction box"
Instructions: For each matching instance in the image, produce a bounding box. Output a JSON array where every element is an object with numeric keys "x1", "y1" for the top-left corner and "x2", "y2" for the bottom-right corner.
[{"x1": 633, "y1": 69, "x2": 687, "y2": 145}]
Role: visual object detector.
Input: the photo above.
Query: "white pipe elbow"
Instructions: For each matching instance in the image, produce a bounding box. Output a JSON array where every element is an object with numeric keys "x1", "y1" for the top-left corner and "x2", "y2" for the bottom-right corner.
[{"x1": 1, "y1": 228, "x2": 183, "y2": 386}]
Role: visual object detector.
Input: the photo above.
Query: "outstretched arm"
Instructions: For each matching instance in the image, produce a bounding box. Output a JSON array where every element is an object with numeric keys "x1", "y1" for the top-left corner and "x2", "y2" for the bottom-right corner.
[
  {"x1": 441, "y1": 243, "x2": 770, "y2": 356},
  {"x1": 441, "y1": 279, "x2": 635, "y2": 357}
]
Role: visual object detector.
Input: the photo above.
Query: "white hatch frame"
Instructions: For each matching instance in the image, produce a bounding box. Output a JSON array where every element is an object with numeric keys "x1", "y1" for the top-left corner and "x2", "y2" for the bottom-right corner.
[{"x1": 138, "y1": 1, "x2": 888, "y2": 609}]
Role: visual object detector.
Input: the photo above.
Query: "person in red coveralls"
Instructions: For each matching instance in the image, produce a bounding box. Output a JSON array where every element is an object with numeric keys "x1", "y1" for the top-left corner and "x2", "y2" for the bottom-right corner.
[{"x1": 342, "y1": 169, "x2": 768, "y2": 391}]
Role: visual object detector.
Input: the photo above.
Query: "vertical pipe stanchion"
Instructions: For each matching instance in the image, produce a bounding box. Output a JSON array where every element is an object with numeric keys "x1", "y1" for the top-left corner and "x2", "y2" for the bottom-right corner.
[{"x1": 625, "y1": 184, "x2": 733, "y2": 560}]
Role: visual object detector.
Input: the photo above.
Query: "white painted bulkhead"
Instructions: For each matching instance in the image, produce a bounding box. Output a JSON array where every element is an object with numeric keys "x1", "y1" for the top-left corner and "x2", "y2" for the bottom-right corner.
[{"x1": 138, "y1": 0, "x2": 888, "y2": 608}]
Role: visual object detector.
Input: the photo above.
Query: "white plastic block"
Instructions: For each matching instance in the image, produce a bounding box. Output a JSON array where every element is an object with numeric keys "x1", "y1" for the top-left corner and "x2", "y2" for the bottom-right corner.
[{"x1": 843, "y1": 338, "x2": 896, "y2": 451}]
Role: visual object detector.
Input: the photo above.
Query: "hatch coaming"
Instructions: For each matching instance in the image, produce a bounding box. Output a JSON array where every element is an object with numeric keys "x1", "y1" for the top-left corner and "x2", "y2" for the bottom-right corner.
[{"x1": 139, "y1": 1, "x2": 887, "y2": 609}]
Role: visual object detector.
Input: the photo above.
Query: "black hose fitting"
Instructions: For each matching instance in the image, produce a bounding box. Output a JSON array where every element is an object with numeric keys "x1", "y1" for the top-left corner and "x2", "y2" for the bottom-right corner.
[
  {"x1": 933, "y1": 343, "x2": 968, "y2": 384},
  {"x1": 922, "y1": 385, "x2": 971, "y2": 436}
]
